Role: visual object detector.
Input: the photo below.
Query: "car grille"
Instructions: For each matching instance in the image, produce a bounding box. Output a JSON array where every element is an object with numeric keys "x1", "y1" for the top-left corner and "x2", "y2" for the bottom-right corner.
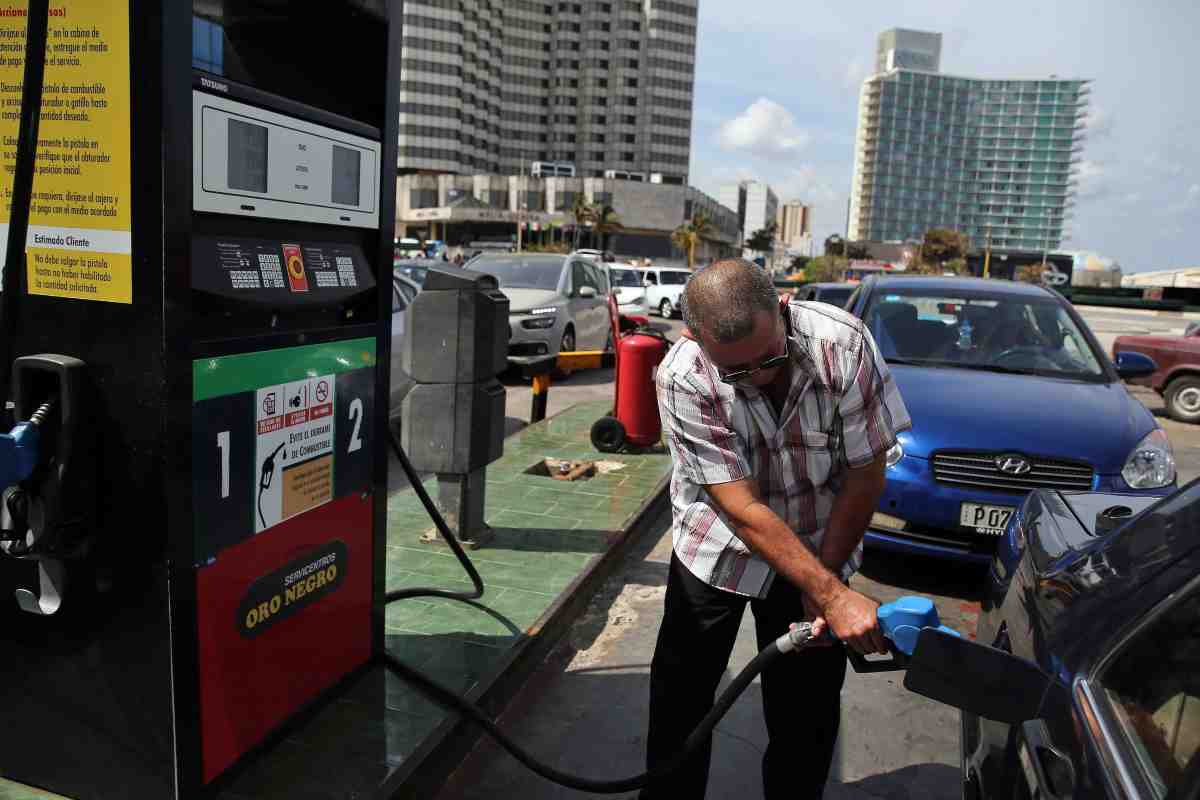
[{"x1": 932, "y1": 452, "x2": 1094, "y2": 493}]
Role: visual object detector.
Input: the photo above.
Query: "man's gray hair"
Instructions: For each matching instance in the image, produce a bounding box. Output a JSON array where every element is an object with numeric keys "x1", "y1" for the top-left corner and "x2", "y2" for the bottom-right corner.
[{"x1": 683, "y1": 259, "x2": 779, "y2": 344}]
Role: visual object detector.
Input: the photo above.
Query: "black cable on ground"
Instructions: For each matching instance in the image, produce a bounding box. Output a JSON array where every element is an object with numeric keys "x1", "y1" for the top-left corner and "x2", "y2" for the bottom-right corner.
[{"x1": 382, "y1": 426, "x2": 811, "y2": 792}]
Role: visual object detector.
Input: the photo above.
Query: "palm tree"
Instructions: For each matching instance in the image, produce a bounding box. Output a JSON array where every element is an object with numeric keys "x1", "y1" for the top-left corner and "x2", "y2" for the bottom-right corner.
[
  {"x1": 671, "y1": 210, "x2": 714, "y2": 269},
  {"x1": 571, "y1": 195, "x2": 598, "y2": 250},
  {"x1": 593, "y1": 204, "x2": 622, "y2": 252}
]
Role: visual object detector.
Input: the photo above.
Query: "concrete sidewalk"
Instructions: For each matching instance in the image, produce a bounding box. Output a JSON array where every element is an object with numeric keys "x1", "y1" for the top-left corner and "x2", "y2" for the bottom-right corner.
[{"x1": 435, "y1": 507, "x2": 980, "y2": 800}]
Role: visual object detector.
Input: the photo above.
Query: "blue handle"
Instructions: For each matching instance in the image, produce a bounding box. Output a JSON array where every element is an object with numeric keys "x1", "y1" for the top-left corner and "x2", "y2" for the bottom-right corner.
[
  {"x1": 877, "y1": 596, "x2": 961, "y2": 656},
  {"x1": 844, "y1": 596, "x2": 961, "y2": 673},
  {"x1": 0, "y1": 421, "x2": 40, "y2": 490}
]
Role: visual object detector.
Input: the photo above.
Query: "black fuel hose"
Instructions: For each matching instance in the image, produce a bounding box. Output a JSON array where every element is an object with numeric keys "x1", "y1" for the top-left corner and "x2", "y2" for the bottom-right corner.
[{"x1": 382, "y1": 427, "x2": 813, "y2": 792}]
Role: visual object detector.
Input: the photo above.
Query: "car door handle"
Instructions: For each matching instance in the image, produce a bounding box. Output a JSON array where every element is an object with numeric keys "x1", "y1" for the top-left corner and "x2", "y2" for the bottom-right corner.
[{"x1": 1018, "y1": 720, "x2": 1076, "y2": 799}]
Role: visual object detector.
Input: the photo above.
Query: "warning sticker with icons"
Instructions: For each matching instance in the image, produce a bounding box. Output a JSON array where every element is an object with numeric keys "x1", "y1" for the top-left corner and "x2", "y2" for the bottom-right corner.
[
  {"x1": 254, "y1": 375, "x2": 335, "y2": 532},
  {"x1": 282, "y1": 243, "x2": 310, "y2": 293}
]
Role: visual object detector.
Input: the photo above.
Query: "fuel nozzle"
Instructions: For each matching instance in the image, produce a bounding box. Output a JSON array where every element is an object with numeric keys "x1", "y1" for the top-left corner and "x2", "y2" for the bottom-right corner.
[{"x1": 0, "y1": 396, "x2": 55, "y2": 490}]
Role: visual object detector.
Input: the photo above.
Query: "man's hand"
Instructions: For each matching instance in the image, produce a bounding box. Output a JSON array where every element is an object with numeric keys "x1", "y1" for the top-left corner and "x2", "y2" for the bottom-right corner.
[
  {"x1": 801, "y1": 593, "x2": 832, "y2": 647},
  {"x1": 822, "y1": 587, "x2": 886, "y2": 655}
]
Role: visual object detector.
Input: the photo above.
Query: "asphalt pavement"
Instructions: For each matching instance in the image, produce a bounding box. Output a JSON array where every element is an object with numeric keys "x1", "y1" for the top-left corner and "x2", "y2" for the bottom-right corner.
[{"x1": 432, "y1": 303, "x2": 1200, "y2": 800}]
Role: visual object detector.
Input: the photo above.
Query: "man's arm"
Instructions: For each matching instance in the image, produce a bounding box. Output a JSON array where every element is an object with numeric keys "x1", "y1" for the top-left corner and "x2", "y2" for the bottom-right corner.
[
  {"x1": 706, "y1": 479, "x2": 888, "y2": 654},
  {"x1": 820, "y1": 453, "x2": 887, "y2": 574}
]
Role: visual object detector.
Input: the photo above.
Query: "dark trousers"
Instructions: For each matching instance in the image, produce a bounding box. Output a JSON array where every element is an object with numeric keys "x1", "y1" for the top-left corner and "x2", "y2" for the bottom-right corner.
[{"x1": 640, "y1": 554, "x2": 847, "y2": 800}]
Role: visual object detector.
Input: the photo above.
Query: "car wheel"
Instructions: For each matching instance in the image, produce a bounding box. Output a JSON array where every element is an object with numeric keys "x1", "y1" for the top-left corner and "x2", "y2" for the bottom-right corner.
[
  {"x1": 659, "y1": 298, "x2": 673, "y2": 318},
  {"x1": 1165, "y1": 375, "x2": 1200, "y2": 423},
  {"x1": 552, "y1": 326, "x2": 576, "y2": 381}
]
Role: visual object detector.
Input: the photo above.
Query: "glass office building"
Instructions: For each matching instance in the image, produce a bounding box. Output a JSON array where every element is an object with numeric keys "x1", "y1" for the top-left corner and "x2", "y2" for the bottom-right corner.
[{"x1": 848, "y1": 67, "x2": 1090, "y2": 251}]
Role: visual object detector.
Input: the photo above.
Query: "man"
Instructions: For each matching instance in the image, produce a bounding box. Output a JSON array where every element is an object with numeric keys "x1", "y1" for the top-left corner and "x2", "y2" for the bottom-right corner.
[{"x1": 643, "y1": 259, "x2": 911, "y2": 799}]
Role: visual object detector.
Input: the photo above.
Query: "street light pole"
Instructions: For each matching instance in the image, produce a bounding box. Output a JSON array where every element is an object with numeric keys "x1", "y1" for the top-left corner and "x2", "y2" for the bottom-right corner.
[{"x1": 516, "y1": 158, "x2": 525, "y2": 253}]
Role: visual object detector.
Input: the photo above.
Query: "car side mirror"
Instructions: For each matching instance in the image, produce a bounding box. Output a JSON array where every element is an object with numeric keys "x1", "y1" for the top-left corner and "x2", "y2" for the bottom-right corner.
[
  {"x1": 578, "y1": 286, "x2": 597, "y2": 299},
  {"x1": 903, "y1": 628, "x2": 1067, "y2": 724},
  {"x1": 1113, "y1": 350, "x2": 1156, "y2": 380}
]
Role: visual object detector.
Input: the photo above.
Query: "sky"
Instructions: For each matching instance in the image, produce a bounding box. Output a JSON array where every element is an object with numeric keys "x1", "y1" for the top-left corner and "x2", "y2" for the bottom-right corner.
[{"x1": 687, "y1": 0, "x2": 1200, "y2": 272}]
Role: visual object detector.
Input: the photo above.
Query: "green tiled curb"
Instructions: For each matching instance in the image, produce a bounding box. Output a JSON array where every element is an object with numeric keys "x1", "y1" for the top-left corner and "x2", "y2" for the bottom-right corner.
[{"x1": 380, "y1": 399, "x2": 672, "y2": 798}]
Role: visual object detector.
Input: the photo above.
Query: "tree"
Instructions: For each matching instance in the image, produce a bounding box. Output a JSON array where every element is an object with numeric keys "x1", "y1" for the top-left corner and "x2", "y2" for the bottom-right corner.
[
  {"x1": 671, "y1": 210, "x2": 714, "y2": 270},
  {"x1": 824, "y1": 234, "x2": 845, "y2": 257},
  {"x1": 593, "y1": 204, "x2": 622, "y2": 252},
  {"x1": 920, "y1": 228, "x2": 968, "y2": 265},
  {"x1": 571, "y1": 195, "x2": 598, "y2": 250},
  {"x1": 745, "y1": 221, "x2": 777, "y2": 253},
  {"x1": 803, "y1": 255, "x2": 846, "y2": 283},
  {"x1": 789, "y1": 255, "x2": 811, "y2": 273},
  {"x1": 845, "y1": 242, "x2": 871, "y2": 259}
]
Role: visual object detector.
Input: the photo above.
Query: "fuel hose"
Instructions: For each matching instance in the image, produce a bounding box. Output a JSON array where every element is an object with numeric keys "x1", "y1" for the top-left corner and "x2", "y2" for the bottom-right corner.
[{"x1": 384, "y1": 429, "x2": 815, "y2": 792}]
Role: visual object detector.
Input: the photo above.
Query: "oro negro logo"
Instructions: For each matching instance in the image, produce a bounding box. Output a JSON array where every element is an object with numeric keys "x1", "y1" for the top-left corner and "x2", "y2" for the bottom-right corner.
[{"x1": 237, "y1": 540, "x2": 347, "y2": 638}]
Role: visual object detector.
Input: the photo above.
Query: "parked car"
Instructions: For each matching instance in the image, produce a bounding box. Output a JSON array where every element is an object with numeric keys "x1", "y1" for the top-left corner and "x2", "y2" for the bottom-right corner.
[
  {"x1": 609, "y1": 265, "x2": 648, "y2": 316},
  {"x1": 1112, "y1": 327, "x2": 1200, "y2": 423},
  {"x1": 389, "y1": 272, "x2": 422, "y2": 420},
  {"x1": 843, "y1": 275, "x2": 1171, "y2": 563},
  {"x1": 642, "y1": 266, "x2": 692, "y2": 318},
  {"x1": 392, "y1": 257, "x2": 443, "y2": 287},
  {"x1": 944, "y1": 480, "x2": 1200, "y2": 799},
  {"x1": 797, "y1": 282, "x2": 855, "y2": 308},
  {"x1": 470, "y1": 253, "x2": 611, "y2": 367}
]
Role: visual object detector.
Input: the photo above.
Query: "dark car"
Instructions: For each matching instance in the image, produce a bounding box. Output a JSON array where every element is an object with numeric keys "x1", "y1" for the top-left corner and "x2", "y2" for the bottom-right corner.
[
  {"x1": 798, "y1": 282, "x2": 855, "y2": 308},
  {"x1": 392, "y1": 257, "x2": 444, "y2": 287},
  {"x1": 945, "y1": 481, "x2": 1200, "y2": 799},
  {"x1": 843, "y1": 276, "x2": 1170, "y2": 563},
  {"x1": 1112, "y1": 327, "x2": 1200, "y2": 423}
]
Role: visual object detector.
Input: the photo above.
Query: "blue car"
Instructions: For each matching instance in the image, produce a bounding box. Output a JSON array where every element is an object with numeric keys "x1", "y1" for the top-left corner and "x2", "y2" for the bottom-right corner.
[{"x1": 843, "y1": 276, "x2": 1175, "y2": 563}]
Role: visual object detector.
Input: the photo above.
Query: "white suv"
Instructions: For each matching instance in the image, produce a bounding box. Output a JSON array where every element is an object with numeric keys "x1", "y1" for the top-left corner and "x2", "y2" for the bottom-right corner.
[{"x1": 641, "y1": 266, "x2": 692, "y2": 318}]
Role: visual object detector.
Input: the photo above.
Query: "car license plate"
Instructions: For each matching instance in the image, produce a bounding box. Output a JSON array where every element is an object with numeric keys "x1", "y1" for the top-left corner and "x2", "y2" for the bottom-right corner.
[{"x1": 960, "y1": 503, "x2": 1014, "y2": 535}]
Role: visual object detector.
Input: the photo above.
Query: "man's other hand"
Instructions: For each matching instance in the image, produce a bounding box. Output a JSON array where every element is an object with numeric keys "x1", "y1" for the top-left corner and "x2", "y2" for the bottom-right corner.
[{"x1": 823, "y1": 588, "x2": 886, "y2": 655}]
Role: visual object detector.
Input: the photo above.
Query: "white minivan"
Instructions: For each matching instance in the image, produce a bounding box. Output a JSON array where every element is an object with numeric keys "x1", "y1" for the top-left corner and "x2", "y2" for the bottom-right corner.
[
  {"x1": 641, "y1": 266, "x2": 692, "y2": 318},
  {"x1": 608, "y1": 265, "x2": 648, "y2": 316}
]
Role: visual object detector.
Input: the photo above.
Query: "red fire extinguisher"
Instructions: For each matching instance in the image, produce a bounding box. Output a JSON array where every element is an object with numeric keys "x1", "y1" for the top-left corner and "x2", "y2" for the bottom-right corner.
[{"x1": 591, "y1": 326, "x2": 669, "y2": 452}]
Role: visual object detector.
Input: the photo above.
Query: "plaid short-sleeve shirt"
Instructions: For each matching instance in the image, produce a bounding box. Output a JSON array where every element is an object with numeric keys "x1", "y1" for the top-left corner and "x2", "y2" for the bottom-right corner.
[{"x1": 656, "y1": 300, "x2": 912, "y2": 598}]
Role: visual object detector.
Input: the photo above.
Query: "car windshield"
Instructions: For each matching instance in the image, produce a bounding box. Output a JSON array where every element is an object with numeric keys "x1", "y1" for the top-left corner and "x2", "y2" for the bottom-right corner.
[
  {"x1": 816, "y1": 288, "x2": 853, "y2": 307},
  {"x1": 660, "y1": 271, "x2": 689, "y2": 285},
  {"x1": 471, "y1": 256, "x2": 564, "y2": 291},
  {"x1": 863, "y1": 287, "x2": 1106, "y2": 379},
  {"x1": 610, "y1": 269, "x2": 642, "y2": 288}
]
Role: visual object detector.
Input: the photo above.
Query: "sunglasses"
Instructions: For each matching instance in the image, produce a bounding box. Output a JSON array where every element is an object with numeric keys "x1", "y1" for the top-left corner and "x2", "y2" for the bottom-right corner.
[{"x1": 717, "y1": 350, "x2": 789, "y2": 385}]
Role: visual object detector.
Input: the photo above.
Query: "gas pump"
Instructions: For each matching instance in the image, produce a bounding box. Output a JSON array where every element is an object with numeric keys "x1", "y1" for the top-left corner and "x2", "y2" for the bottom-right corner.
[{"x1": 0, "y1": 2, "x2": 398, "y2": 797}]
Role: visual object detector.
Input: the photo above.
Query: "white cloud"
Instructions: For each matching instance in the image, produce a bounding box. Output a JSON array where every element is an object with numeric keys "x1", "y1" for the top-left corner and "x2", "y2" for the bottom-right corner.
[
  {"x1": 1081, "y1": 106, "x2": 1114, "y2": 139},
  {"x1": 1075, "y1": 160, "x2": 1109, "y2": 200},
  {"x1": 717, "y1": 98, "x2": 811, "y2": 155}
]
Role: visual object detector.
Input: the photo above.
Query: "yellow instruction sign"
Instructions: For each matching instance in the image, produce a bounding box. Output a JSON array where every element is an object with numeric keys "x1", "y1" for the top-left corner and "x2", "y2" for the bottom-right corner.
[{"x1": 0, "y1": 2, "x2": 132, "y2": 304}]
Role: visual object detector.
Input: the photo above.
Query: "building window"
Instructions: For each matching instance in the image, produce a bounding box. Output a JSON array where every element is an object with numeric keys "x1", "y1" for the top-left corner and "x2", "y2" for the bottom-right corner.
[
  {"x1": 410, "y1": 188, "x2": 438, "y2": 209},
  {"x1": 593, "y1": 114, "x2": 607, "y2": 124},
  {"x1": 596, "y1": 78, "x2": 609, "y2": 88},
  {"x1": 625, "y1": 58, "x2": 639, "y2": 68},
  {"x1": 623, "y1": 151, "x2": 635, "y2": 161},
  {"x1": 591, "y1": 151, "x2": 604, "y2": 161},
  {"x1": 625, "y1": 77, "x2": 638, "y2": 88},
  {"x1": 625, "y1": 97, "x2": 638, "y2": 107},
  {"x1": 600, "y1": 40, "x2": 610, "y2": 50},
  {"x1": 622, "y1": 133, "x2": 635, "y2": 143},
  {"x1": 622, "y1": 114, "x2": 636, "y2": 125},
  {"x1": 592, "y1": 133, "x2": 606, "y2": 143}
]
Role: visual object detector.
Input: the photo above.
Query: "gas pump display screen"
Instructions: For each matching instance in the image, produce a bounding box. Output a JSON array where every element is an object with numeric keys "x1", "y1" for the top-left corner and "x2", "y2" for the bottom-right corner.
[
  {"x1": 192, "y1": 235, "x2": 375, "y2": 306},
  {"x1": 331, "y1": 145, "x2": 360, "y2": 206},
  {"x1": 227, "y1": 119, "x2": 268, "y2": 192}
]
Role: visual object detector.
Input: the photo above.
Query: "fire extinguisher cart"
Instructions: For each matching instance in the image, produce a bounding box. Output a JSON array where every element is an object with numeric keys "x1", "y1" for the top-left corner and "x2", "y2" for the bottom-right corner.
[{"x1": 591, "y1": 296, "x2": 670, "y2": 453}]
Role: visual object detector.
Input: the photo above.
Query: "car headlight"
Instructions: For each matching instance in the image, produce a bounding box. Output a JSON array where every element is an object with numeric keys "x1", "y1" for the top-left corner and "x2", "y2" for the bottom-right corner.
[
  {"x1": 885, "y1": 442, "x2": 903, "y2": 468},
  {"x1": 521, "y1": 315, "x2": 557, "y2": 330},
  {"x1": 1122, "y1": 428, "x2": 1176, "y2": 489}
]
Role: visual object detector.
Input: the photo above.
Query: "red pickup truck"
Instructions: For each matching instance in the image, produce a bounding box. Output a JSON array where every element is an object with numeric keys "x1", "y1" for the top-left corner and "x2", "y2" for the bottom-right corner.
[{"x1": 1113, "y1": 323, "x2": 1200, "y2": 423}]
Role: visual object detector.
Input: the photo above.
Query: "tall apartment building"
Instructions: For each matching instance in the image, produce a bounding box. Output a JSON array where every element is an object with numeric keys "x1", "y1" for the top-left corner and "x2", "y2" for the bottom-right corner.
[
  {"x1": 396, "y1": 0, "x2": 697, "y2": 184},
  {"x1": 776, "y1": 201, "x2": 812, "y2": 248},
  {"x1": 875, "y1": 28, "x2": 941, "y2": 73},
  {"x1": 849, "y1": 28, "x2": 1089, "y2": 251},
  {"x1": 719, "y1": 180, "x2": 778, "y2": 243}
]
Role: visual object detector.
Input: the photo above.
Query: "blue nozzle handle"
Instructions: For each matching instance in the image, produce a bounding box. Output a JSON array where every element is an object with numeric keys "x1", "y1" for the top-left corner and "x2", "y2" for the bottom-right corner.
[
  {"x1": 842, "y1": 595, "x2": 961, "y2": 673},
  {"x1": 0, "y1": 421, "x2": 40, "y2": 490}
]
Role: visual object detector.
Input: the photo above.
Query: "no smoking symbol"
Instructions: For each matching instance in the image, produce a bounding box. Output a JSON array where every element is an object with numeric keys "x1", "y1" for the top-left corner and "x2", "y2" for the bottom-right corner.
[{"x1": 315, "y1": 381, "x2": 329, "y2": 403}]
